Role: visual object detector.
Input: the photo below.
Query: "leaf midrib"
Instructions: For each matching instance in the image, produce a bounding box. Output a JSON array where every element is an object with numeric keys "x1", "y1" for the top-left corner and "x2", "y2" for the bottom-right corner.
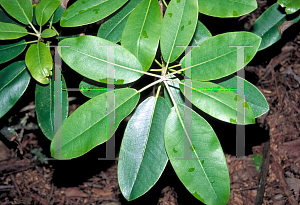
[
  {"x1": 15, "y1": 0, "x2": 31, "y2": 24},
  {"x1": 129, "y1": 97, "x2": 157, "y2": 198},
  {"x1": 166, "y1": 0, "x2": 185, "y2": 64},
  {"x1": 0, "y1": 66, "x2": 26, "y2": 93},
  {"x1": 174, "y1": 105, "x2": 220, "y2": 201},
  {"x1": 192, "y1": 86, "x2": 250, "y2": 118},
  {"x1": 188, "y1": 46, "x2": 242, "y2": 70},
  {"x1": 103, "y1": 9, "x2": 133, "y2": 39},
  {"x1": 64, "y1": 0, "x2": 110, "y2": 22},
  {"x1": 58, "y1": 90, "x2": 138, "y2": 150},
  {"x1": 36, "y1": 43, "x2": 47, "y2": 77},
  {"x1": 65, "y1": 46, "x2": 143, "y2": 74},
  {"x1": 0, "y1": 40, "x2": 26, "y2": 51},
  {"x1": 135, "y1": 0, "x2": 151, "y2": 58},
  {"x1": 37, "y1": 0, "x2": 52, "y2": 26}
]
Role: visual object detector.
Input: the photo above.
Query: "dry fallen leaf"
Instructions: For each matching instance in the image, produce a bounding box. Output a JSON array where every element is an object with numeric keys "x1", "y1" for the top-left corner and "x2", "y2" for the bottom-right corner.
[
  {"x1": 65, "y1": 187, "x2": 88, "y2": 197},
  {"x1": 285, "y1": 177, "x2": 300, "y2": 194}
]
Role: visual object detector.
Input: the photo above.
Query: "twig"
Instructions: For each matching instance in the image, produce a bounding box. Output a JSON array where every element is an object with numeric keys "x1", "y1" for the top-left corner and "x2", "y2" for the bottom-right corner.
[
  {"x1": 272, "y1": 151, "x2": 298, "y2": 205},
  {"x1": 286, "y1": 94, "x2": 300, "y2": 114},
  {"x1": 10, "y1": 174, "x2": 22, "y2": 197},
  {"x1": 254, "y1": 140, "x2": 270, "y2": 205},
  {"x1": 46, "y1": 182, "x2": 54, "y2": 205},
  {"x1": 0, "y1": 185, "x2": 14, "y2": 190}
]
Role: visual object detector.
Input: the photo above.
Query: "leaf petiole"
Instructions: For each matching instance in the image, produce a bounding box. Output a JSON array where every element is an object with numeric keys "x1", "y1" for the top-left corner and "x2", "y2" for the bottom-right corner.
[
  {"x1": 138, "y1": 78, "x2": 162, "y2": 93},
  {"x1": 25, "y1": 40, "x2": 39, "y2": 44},
  {"x1": 28, "y1": 21, "x2": 39, "y2": 35},
  {"x1": 168, "y1": 64, "x2": 181, "y2": 69},
  {"x1": 155, "y1": 59, "x2": 162, "y2": 67},
  {"x1": 28, "y1": 32, "x2": 39, "y2": 37},
  {"x1": 155, "y1": 84, "x2": 162, "y2": 99},
  {"x1": 51, "y1": 25, "x2": 59, "y2": 36},
  {"x1": 162, "y1": 0, "x2": 168, "y2": 7}
]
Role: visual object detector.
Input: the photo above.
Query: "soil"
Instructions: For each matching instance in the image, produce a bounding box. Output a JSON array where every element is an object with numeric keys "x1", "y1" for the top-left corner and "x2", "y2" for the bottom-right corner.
[{"x1": 1, "y1": 0, "x2": 300, "y2": 204}]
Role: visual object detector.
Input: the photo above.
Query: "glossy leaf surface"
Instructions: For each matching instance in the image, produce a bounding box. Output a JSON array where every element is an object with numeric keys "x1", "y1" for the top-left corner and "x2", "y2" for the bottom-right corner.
[
  {"x1": 36, "y1": 0, "x2": 60, "y2": 26},
  {"x1": 35, "y1": 75, "x2": 68, "y2": 140},
  {"x1": 0, "y1": 22, "x2": 28, "y2": 40},
  {"x1": 278, "y1": 0, "x2": 300, "y2": 14},
  {"x1": 53, "y1": 5, "x2": 65, "y2": 24},
  {"x1": 198, "y1": 0, "x2": 257, "y2": 17},
  {"x1": 79, "y1": 78, "x2": 132, "y2": 98},
  {"x1": 0, "y1": 0, "x2": 32, "y2": 25},
  {"x1": 215, "y1": 76, "x2": 269, "y2": 118},
  {"x1": 0, "y1": 8, "x2": 24, "y2": 26},
  {"x1": 160, "y1": 0, "x2": 198, "y2": 63},
  {"x1": 122, "y1": 0, "x2": 161, "y2": 70},
  {"x1": 252, "y1": 3, "x2": 300, "y2": 51},
  {"x1": 97, "y1": 0, "x2": 142, "y2": 43},
  {"x1": 51, "y1": 88, "x2": 140, "y2": 159},
  {"x1": 190, "y1": 20, "x2": 212, "y2": 47},
  {"x1": 25, "y1": 42, "x2": 53, "y2": 84},
  {"x1": 32, "y1": 5, "x2": 37, "y2": 25},
  {"x1": 164, "y1": 76, "x2": 185, "y2": 107},
  {"x1": 60, "y1": 0, "x2": 128, "y2": 27},
  {"x1": 164, "y1": 104, "x2": 230, "y2": 205},
  {"x1": 58, "y1": 35, "x2": 144, "y2": 84},
  {"x1": 0, "y1": 40, "x2": 26, "y2": 64},
  {"x1": 41, "y1": 29, "x2": 56, "y2": 38},
  {"x1": 118, "y1": 97, "x2": 170, "y2": 200},
  {"x1": 179, "y1": 80, "x2": 255, "y2": 124},
  {"x1": 79, "y1": 80, "x2": 107, "y2": 98},
  {"x1": 180, "y1": 32, "x2": 261, "y2": 81},
  {"x1": 0, "y1": 61, "x2": 31, "y2": 118}
]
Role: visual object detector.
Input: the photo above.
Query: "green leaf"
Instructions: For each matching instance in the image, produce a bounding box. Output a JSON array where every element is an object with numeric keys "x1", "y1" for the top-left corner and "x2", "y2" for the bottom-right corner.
[
  {"x1": 79, "y1": 78, "x2": 132, "y2": 98},
  {"x1": 198, "y1": 0, "x2": 257, "y2": 17},
  {"x1": 41, "y1": 28, "x2": 56, "y2": 38},
  {"x1": 25, "y1": 42, "x2": 53, "y2": 84},
  {"x1": 50, "y1": 88, "x2": 140, "y2": 159},
  {"x1": 32, "y1": 4, "x2": 37, "y2": 25},
  {"x1": 179, "y1": 80, "x2": 255, "y2": 124},
  {"x1": 160, "y1": 0, "x2": 198, "y2": 63},
  {"x1": 215, "y1": 76, "x2": 269, "y2": 118},
  {"x1": 97, "y1": 0, "x2": 143, "y2": 43},
  {"x1": 36, "y1": 0, "x2": 60, "y2": 26},
  {"x1": 252, "y1": 3, "x2": 300, "y2": 51},
  {"x1": 180, "y1": 32, "x2": 261, "y2": 81},
  {"x1": 121, "y1": 0, "x2": 161, "y2": 70},
  {"x1": 0, "y1": 22, "x2": 28, "y2": 40},
  {"x1": 35, "y1": 75, "x2": 68, "y2": 140},
  {"x1": 58, "y1": 35, "x2": 144, "y2": 85},
  {"x1": 0, "y1": 61, "x2": 31, "y2": 118},
  {"x1": 278, "y1": 0, "x2": 300, "y2": 14},
  {"x1": 53, "y1": 5, "x2": 65, "y2": 24},
  {"x1": 60, "y1": 0, "x2": 128, "y2": 27},
  {"x1": 56, "y1": 34, "x2": 80, "y2": 40},
  {"x1": 118, "y1": 97, "x2": 170, "y2": 200},
  {"x1": 0, "y1": 8, "x2": 24, "y2": 26},
  {"x1": 252, "y1": 153, "x2": 262, "y2": 166},
  {"x1": 164, "y1": 104, "x2": 230, "y2": 205},
  {"x1": 190, "y1": 20, "x2": 212, "y2": 47},
  {"x1": 0, "y1": 39, "x2": 26, "y2": 64},
  {"x1": 79, "y1": 80, "x2": 107, "y2": 98},
  {"x1": 164, "y1": 76, "x2": 185, "y2": 108},
  {"x1": 0, "y1": 0, "x2": 32, "y2": 25}
]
